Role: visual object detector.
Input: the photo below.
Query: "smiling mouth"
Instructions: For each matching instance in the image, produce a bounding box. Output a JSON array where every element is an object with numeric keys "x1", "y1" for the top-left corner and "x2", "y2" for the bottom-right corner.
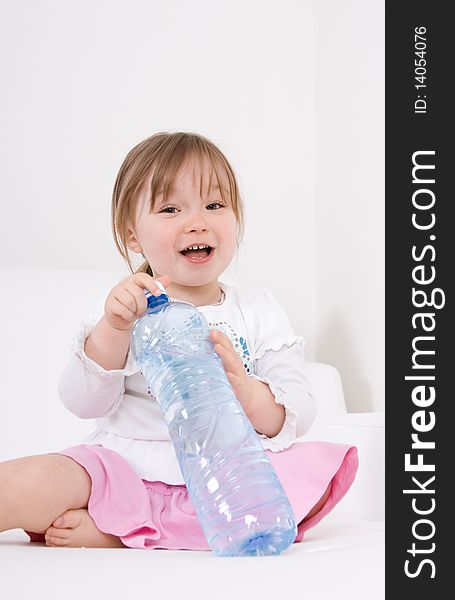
[{"x1": 180, "y1": 246, "x2": 214, "y2": 257}]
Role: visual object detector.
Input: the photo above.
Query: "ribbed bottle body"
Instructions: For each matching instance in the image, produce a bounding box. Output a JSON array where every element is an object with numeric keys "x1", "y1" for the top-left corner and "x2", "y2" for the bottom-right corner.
[{"x1": 132, "y1": 301, "x2": 297, "y2": 556}]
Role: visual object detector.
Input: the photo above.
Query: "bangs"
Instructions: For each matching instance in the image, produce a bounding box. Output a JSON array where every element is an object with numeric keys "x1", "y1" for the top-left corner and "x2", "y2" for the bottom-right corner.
[{"x1": 147, "y1": 138, "x2": 236, "y2": 211}]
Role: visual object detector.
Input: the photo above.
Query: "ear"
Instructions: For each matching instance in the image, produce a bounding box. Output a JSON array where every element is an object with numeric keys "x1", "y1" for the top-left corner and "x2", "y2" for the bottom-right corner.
[{"x1": 126, "y1": 223, "x2": 143, "y2": 254}]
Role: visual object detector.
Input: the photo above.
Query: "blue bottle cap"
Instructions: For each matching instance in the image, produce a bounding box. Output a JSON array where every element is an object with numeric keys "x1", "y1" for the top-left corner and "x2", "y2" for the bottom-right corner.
[{"x1": 144, "y1": 286, "x2": 170, "y2": 310}]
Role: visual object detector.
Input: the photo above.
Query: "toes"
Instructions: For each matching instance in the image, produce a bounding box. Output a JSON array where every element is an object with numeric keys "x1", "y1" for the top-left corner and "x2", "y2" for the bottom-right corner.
[
  {"x1": 45, "y1": 533, "x2": 68, "y2": 547},
  {"x1": 45, "y1": 526, "x2": 69, "y2": 539}
]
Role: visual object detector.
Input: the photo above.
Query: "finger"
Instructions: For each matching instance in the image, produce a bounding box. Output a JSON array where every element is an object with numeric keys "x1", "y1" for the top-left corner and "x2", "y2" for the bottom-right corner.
[
  {"x1": 125, "y1": 284, "x2": 150, "y2": 314},
  {"x1": 114, "y1": 275, "x2": 171, "y2": 320},
  {"x1": 155, "y1": 274, "x2": 171, "y2": 289},
  {"x1": 226, "y1": 372, "x2": 240, "y2": 387},
  {"x1": 214, "y1": 341, "x2": 236, "y2": 360},
  {"x1": 132, "y1": 273, "x2": 172, "y2": 294},
  {"x1": 210, "y1": 329, "x2": 234, "y2": 352},
  {"x1": 155, "y1": 274, "x2": 172, "y2": 290},
  {"x1": 215, "y1": 343, "x2": 243, "y2": 375},
  {"x1": 113, "y1": 289, "x2": 138, "y2": 316},
  {"x1": 151, "y1": 280, "x2": 166, "y2": 296},
  {"x1": 110, "y1": 297, "x2": 136, "y2": 322},
  {"x1": 124, "y1": 287, "x2": 139, "y2": 315}
]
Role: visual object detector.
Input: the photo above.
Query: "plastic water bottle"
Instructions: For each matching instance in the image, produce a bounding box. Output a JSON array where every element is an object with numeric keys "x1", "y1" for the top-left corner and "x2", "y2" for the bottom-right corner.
[{"x1": 131, "y1": 283, "x2": 297, "y2": 557}]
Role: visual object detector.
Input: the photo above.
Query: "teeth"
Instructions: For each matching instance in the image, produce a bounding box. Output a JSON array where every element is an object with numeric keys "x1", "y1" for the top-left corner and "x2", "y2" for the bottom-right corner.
[{"x1": 184, "y1": 244, "x2": 209, "y2": 251}]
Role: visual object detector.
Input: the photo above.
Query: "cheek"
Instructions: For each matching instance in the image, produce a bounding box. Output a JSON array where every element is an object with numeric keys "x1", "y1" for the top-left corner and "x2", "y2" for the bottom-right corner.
[
  {"x1": 220, "y1": 217, "x2": 238, "y2": 248},
  {"x1": 139, "y1": 224, "x2": 172, "y2": 253}
]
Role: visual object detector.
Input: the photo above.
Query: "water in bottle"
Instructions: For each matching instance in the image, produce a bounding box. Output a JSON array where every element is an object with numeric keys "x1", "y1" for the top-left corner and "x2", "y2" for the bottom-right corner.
[{"x1": 131, "y1": 284, "x2": 297, "y2": 557}]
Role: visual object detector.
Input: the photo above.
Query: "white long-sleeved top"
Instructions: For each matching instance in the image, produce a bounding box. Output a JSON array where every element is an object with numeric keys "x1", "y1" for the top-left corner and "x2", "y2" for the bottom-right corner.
[{"x1": 58, "y1": 280, "x2": 317, "y2": 483}]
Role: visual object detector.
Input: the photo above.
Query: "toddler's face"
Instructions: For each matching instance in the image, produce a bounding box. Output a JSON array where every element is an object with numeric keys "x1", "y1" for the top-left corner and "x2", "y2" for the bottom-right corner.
[{"x1": 127, "y1": 156, "x2": 237, "y2": 291}]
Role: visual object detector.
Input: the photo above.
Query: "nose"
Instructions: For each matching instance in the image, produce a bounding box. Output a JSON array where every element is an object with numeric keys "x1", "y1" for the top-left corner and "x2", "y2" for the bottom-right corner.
[{"x1": 184, "y1": 205, "x2": 210, "y2": 233}]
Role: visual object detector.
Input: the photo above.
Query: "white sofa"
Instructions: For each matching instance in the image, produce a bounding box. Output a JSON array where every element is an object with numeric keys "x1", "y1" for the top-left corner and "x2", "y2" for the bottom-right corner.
[{"x1": 0, "y1": 267, "x2": 384, "y2": 600}]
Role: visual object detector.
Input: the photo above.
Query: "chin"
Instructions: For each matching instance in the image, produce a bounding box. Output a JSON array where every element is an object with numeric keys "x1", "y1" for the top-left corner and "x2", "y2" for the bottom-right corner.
[
  {"x1": 182, "y1": 278, "x2": 214, "y2": 288},
  {"x1": 179, "y1": 272, "x2": 217, "y2": 286}
]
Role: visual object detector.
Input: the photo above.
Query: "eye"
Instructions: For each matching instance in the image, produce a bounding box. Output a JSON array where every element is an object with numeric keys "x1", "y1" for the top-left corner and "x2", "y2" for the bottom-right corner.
[
  {"x1": 158, "y1": 202, "x2": 225, "y2": 214},
  {"x1": 159, "y1": 206, "x2": 179, "y2": 213}
]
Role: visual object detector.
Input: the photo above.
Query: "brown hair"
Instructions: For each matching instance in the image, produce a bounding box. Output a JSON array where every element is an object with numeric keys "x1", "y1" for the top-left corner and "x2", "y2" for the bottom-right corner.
[{"x1": 111, "y1": 131, "x2": 245, "y2": 276}]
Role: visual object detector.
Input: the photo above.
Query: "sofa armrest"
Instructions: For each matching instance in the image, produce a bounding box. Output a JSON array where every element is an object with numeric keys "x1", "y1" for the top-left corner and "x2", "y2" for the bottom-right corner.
[
  {"x1": 301, "y1": 411, "x2": 385, "y2": 521},
  {"x1": 302, "y1": 361, "x2": 348, "y2": 418}
]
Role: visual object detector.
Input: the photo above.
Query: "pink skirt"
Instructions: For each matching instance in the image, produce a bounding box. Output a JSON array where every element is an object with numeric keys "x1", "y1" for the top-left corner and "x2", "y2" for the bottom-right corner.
[{"x1": 24, "y1": 441, "x2": 358, "y2": 550}]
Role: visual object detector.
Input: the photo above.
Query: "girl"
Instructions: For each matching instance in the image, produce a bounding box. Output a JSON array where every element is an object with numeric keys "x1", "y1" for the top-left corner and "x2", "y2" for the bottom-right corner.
[{"x1": 0, "y1": 132, "x2": 358, "y2": 550}]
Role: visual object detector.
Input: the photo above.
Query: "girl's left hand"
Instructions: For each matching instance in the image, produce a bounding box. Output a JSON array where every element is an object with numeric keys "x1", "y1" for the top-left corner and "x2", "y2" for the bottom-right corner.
[{"x1": 210, "y1": 328, "x2": 255, "y2": 416}]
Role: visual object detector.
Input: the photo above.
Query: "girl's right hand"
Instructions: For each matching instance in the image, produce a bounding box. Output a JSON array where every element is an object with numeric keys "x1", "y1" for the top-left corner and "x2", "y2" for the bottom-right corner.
[{"x1": 104, "y1": 273, "x2": 172, "y2": 331}]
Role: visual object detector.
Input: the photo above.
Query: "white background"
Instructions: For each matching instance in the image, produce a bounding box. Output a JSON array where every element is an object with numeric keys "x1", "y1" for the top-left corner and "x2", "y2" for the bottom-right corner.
[{"x1": 0, "y1": 0, "x2": 384, "y2": 412}]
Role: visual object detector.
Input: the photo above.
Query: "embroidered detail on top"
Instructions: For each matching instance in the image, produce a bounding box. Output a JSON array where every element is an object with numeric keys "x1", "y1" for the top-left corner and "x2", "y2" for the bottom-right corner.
[{"x1": 208, "y1": 320, "x2": 252, "y2": 375}]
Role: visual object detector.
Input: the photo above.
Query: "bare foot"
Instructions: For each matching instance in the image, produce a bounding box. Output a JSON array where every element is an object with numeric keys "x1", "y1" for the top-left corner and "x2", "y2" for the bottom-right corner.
[{"x1": 44, "y1": 508, "x2": 126, "y2": 548}]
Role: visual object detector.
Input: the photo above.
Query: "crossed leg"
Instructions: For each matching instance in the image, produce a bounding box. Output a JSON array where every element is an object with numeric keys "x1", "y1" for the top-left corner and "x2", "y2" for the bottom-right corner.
[
  {"x1": 46, "y1": 480, "x2": 334, "y2": 548},
  {"x1": 0, "y1": 453, "x2": 333, "y2": 549},
  {"x1": 0, "y1": 453, "x2": 124, "y2": 548}
]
